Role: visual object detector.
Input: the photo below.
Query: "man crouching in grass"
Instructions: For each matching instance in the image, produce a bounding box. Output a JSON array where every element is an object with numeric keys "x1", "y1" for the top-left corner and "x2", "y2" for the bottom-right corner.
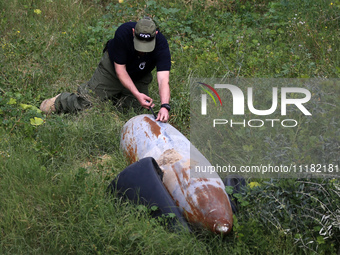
[{"x1": 40, "y1": 16, "x2": 172, "y2": 122}]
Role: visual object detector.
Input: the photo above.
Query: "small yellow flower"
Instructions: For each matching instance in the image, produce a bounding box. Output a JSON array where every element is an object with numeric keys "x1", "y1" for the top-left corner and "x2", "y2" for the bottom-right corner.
[
  {"x1": 248, "y1": 181, "x2": 260, "y2": 189},
  {"x1": 34, "y1": 9, "x2": 42, "y2": 15},
  {"x1": 17, "y1": 31, "x2": 20, "y2": 33},
  {"x1": 62, "y1": 32, "x2": 66, "y2": 34}
]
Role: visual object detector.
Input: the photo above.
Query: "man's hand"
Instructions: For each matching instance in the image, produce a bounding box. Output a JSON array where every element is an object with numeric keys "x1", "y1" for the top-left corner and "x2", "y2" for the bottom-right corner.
[
  {"x1": 136, "y1": 93, "x2": 154, "y2": 109},
  {"x1": 156, "y1": 107, "x2": 169, "y2": 123},
  {"x1": 115, "y1": 63, "x2": 154, "y2": 109}
]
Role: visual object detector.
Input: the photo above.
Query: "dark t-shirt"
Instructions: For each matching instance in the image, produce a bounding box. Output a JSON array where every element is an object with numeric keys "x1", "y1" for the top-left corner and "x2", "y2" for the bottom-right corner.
[{"x1": 106, "y1": 22, "x2": 171, "y2": 80}]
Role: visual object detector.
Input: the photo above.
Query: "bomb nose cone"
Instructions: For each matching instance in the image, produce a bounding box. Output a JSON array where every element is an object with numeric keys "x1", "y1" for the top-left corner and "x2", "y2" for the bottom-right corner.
[
  {"x1": 207, "y1": 209, "x2": 233, "y2": 235},
  {"x1": 214, "y1": 222, "x2": 231, "y2": 235}
]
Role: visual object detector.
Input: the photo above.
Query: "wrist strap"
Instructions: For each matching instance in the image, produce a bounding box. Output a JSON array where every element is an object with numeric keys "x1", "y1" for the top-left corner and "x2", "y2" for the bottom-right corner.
[{"x1": 161, "y1": 103, "x2": 171, "y2": 112}]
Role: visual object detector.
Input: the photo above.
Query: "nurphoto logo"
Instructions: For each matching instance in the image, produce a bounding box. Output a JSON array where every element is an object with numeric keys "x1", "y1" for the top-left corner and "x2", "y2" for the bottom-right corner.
[
  {"x1": 199, "y1": 82, "x2": 312, "y2": 128},
  {"x1": 191, "y1": 78, "x2": 339, "y2": 179}
]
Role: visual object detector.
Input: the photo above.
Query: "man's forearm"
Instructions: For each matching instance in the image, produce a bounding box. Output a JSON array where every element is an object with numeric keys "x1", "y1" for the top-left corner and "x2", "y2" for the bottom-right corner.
[
  {"x1": 114, "y1": 62, "x2": 153, "y2": 108},
  {"x1": 114, "y1": 63, "x2": 139, "y2": 96},
  {"x1": 157, "y1": 71, "x2": 170, "y2": 104}
]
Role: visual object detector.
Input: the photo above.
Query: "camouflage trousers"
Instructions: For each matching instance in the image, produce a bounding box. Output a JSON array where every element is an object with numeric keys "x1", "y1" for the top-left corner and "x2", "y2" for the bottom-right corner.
[{"x1": 54, "y1": 51, "x2": 152, "y2": 114}]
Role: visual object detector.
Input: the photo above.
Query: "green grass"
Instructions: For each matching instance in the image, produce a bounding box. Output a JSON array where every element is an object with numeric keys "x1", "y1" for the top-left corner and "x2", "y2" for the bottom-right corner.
[{"x1": 1, "y1": 0, "x2": 339, "y2": 254}]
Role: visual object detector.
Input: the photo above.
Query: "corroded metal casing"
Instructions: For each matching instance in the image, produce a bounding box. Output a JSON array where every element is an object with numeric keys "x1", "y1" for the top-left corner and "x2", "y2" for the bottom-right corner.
[{"x1": 120, "y1": 114, "x2": 233, "y2": 234}]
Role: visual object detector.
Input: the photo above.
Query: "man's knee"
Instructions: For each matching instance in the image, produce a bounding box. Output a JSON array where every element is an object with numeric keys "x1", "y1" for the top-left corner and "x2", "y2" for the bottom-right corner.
[{"x1": 55, "y1": 92, "x2": 91, "y2": 114}]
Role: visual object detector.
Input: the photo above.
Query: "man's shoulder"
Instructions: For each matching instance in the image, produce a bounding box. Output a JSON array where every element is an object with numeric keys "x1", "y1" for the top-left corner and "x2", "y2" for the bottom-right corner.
[
  {"x1": 116, "y1": 22, "x2": 136, "y2": 34},
  {"x1": 108, "y1": 22, "x2": 135, "y2": 63},
  {"x1": 155, "y1": 31, "x2": 169, "y2": 49},
  {"x1": 156, "y1": 30, "x2": 167, "y2": 40}
]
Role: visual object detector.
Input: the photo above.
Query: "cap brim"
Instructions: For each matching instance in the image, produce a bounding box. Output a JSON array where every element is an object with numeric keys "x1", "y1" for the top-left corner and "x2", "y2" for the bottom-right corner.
[{"x1": 133, "y1": 37, "x2": 156, "y2": 52}]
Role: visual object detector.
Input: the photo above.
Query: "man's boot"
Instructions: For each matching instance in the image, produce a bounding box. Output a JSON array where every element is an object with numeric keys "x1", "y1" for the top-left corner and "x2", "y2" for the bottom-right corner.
[{"x1": 40, "y1": 94, "x2": 61, "y2": 114}]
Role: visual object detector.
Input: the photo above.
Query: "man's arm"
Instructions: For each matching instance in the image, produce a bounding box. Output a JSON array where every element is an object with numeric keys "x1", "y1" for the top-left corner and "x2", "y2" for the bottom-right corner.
[
  {"x1": 114, "y1": 62, "x2": 154, "y2": 109},
  {"x1": 156, "y1": 70, "x2": 170, "y2": 122}
]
